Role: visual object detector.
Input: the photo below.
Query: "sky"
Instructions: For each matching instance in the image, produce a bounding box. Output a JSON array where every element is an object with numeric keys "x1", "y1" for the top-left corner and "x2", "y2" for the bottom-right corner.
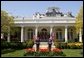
[{"x1": 1, "y1": 1, "x2": 83, "y2": 17}]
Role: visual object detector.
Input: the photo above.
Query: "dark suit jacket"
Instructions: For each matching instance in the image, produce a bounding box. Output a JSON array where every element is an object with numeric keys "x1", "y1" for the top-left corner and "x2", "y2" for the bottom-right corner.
[
  {"x1": 36, "y1": 39, "x2": 40, "y2": 44},
  {"x1": 48, "y1": 39, "x2": 52, "y2": 44}
]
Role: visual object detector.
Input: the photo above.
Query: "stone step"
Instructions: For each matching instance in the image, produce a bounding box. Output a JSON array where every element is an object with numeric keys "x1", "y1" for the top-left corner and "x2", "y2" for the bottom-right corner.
[
  {"x1": 33, "y1": 44, "x2": 55, "y2": 51},
  {"x1": 40, "y1": 42, "x2": 54, "y2": 45},
  {"x1": 40, "y1": 42, "x2": 48, "y2": 45},
  {"x1": 33, "y1": 44, "x2": 55, "y2": 48},
  {"x1": 33, "y1": 42, "x2": 55, "y2": 51}
]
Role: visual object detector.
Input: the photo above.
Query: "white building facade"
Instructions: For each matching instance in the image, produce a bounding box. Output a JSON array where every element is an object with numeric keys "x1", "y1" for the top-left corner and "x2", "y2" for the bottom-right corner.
[{"x1": 7, "y1": 7, "x2": 82, "y2": 42}]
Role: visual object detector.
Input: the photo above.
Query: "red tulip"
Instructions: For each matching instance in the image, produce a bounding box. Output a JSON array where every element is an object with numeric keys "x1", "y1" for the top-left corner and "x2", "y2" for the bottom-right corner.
[
  {"x1": 52, "y1": 48, "x2": 62, "y2": 52},
  {"x1": 39, "y1": 48, "x2": 48, "y2": 52},
  {"x1": 25, "y1": 48, "x2": 35, "y2": 52}
]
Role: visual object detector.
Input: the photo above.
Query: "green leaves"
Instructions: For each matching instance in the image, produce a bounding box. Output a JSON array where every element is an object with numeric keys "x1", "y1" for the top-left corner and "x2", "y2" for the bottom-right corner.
[
  {"x1": 1, "y1": 10, "x2": 14, "y2": 33},
  {"x1": 75, "y1": 6, "x2": 83, "y2": 33}
]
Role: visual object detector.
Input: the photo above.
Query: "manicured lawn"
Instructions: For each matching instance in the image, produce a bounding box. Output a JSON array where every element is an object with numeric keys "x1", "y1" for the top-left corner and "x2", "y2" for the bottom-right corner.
[
  {"x1": 1, "y1": 49, "x2": 25, "y2": 57},
  {"x1": 1, "y1": 49, "x2": 83, "y2": 57},
  {"x1": 63, "y1": 49, "x2": 83, "y2": 57}
]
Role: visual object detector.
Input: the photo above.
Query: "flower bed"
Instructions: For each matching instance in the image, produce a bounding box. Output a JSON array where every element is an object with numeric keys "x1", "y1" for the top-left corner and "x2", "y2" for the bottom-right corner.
[
  {"x1": 24, "y1": 48, "x2": 35, "y2": 56},
  {"x1": 38, "y1": 48, "x2": 49, "y2": 56},
  {"x1": 52, "y1": 48, "x2": 65, "y2": 56},
  {"x1": 24, "y1": 48, "x2": 66, "y2": 56},
  {"x1": 52, "y1": 48, "x2": 62, "y2": 52}
]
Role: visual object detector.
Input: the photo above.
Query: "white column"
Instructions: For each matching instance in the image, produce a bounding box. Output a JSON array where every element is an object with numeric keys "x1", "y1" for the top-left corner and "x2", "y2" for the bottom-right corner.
[
  {"x1": 65, "y1": 26, "x2": 68, "y2": 42},
  {"x1": 7, "y1": 27, "x2": 10, "y2": 42},
  {"x1": 34, "y1": 26, "x2": 38, "y2": 51},
  {"x1": 21, "y1": 26, "x2": 24, "y2": 42},
  {"x1": 79, "y1": 28, "x2": 82, "y2": 42},
  {"x1": 35, "y1": 26, "x2": 38, "y2": 39},
  {"x1": 50, "y1": 26, "x2": 53, "y2": 35}
]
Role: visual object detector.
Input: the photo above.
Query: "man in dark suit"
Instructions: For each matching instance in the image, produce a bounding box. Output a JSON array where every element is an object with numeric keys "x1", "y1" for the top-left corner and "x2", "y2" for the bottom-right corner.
[
  {"x1": 48, "y1": 37, "x2": 52, "y2": 51},
  {"x1": 36, "y1": 37, "x2": 40, "y2": 51}
]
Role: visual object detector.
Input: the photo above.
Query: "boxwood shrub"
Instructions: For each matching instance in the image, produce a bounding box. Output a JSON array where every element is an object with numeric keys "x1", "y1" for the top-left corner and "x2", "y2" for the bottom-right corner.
[
  {"x1": 54, "y1": 42, "x2": 83, "y2": 49},
  {"x1": 1, "y1": 39, "x2": 34, "y2": 49},
  {"x1": 24, "y1": 39, "x2": 34, "y2": 48}
]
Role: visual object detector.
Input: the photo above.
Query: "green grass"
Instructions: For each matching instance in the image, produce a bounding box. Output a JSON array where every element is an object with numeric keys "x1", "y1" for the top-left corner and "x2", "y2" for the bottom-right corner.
[
  {"x1": 63, "y1": 49, "x2": 83, "y2": 57},
  {"x1": 1, "y1": 49, "x2": 25, "y2": 57},
  {"x1": 1, "y1": 49, "x2": 83, "y2": 57}
]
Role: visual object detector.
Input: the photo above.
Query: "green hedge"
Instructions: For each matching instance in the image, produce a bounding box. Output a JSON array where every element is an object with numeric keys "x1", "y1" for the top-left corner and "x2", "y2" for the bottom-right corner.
[
  {"x1": 67, "y1": 42, "x2": 83, "y2": 49},
  {"x1": 1, "y1": 41, "x2": 10, "y2": 49},
  {"x1": 24, "y1": 39, "x2": 34, "y2": 48},
  {"x1": 54, "y1": 42, "x2": 83, "y2": 49},
  {"x1": 1, "y1": 39, "x2": 34, "y2": 49},
  {"x1": 1, "y1": 41, "x2": 25, "y2": 49}
]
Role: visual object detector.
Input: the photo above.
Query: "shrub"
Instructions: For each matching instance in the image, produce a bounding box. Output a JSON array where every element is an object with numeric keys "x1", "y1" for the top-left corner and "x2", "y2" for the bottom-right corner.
[
  {"x1": 54, "y1": 42, "x2": 67, "y2": 49},
  {"x1": 9, "y1": 42, "x2": 25, "y2": 49},
  {"x1": 1, "y1": 41, "x2": 27, "y2": 49},
  {"x1": 24, "y1": 39, "x2": 34, "y2": 48},
  {"x1": 1, "y1": 41, "x2": 10, "y2": 49},
  {"x1": 11, "y1": 38, "x2": 20, "y2": 42},
  {"x1": 54, "y1": 39, "x2": 59, "y2": 48},
  {"x1": 59, "y1": 43, "x2": 67, "y2": 49},
  {"x1": 22, "y1": 42, "x2": 27, "y2": 48},
  {"x1": 68, "y1": 39, "x2": 75, "y2": 43},
  {"x1": 67, "y1": 42, "x2": 83, "y2": 49},
  {"x1": 38, "y1": 51, "x2": 49, "y2": 56},
  {"x1": 54, "y1": 42, "x2": 83, "y2": 49}
]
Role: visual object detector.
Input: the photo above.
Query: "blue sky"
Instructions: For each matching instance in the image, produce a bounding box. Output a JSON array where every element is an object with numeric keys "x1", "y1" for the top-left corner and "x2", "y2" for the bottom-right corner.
[{"x1": 1, "y1": 1, "x2": 83, "y2": 17}]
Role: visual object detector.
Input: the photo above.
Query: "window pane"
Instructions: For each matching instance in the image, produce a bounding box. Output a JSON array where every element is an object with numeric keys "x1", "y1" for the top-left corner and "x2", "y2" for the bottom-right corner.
[
  {"x1": 60, "y1": 32, "x2": 62, "y2": 39},
  {"x1": 71, "y1": 32, "x2": 73, "y2": 39},
  {"x1": 28, "y1": 29, "x2": 33, "y2": 39},
  {"x1": 56, "y1": 32, "x2": 58, "y2": 39}
]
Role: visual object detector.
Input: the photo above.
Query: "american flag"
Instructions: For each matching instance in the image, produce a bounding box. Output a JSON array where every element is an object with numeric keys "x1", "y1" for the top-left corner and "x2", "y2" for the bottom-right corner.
[
  {"x1": 50, "y1": 32, "x2": 55, "y2": 40},
  {"x1": 33, "y1": 35, "x2": 39, "y2": 41},
  {"x1": 33, "y1": 35, "x2": 36, "y2": 41}
]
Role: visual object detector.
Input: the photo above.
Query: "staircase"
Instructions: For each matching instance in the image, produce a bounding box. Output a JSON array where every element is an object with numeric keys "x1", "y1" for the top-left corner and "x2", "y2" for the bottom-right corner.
[{"x1": 33, "y1": 42, "x2": 55, "y2": 51}]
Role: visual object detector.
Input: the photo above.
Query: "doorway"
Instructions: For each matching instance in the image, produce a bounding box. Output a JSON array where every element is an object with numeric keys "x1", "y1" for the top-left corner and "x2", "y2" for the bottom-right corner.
[{"x1": 38, "y1": 28, "x2": 50, "y2": 42}]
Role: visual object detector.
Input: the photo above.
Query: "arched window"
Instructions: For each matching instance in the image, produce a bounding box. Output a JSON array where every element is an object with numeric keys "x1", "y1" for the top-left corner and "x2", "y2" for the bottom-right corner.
[
  {"x1": 56, "y1": 29, "x2": 62, "y2": 40},
  {"x1": 41, "y1": 28, "x2": 47, "y2": 37},
  {"x1": 27, "y1": 29, "x2": 34, "y2": 39},
  {"x1": 41, "y1": 28, "x2": 47, "y2": 31},
  {"x1": 68, "y1": 29, "x2": 73, "y2": 40},
  {"x1": 40, "y1": 28, "x2": 47, "y2": 35},
  {"x1": 39, "y1": 28, "x2": 49, "y2": 42}
]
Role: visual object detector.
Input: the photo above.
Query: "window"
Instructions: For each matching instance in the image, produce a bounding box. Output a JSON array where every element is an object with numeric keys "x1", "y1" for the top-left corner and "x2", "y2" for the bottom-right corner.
[
  {"x1": 68, "y1": 29, "x2": 73, "y2": 40},
  {"x1": 27, "y1": 29, "x2": 34, "y2": 39},
  {"x1": 56, "y1": 29, "x2": 62, "y2": 40}
]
